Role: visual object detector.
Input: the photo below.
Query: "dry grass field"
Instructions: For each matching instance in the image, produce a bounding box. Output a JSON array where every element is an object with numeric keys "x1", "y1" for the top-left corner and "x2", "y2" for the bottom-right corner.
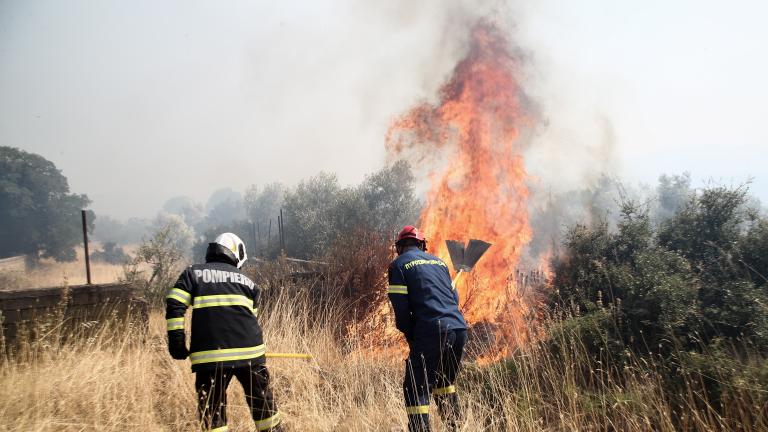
[
  {"x1": 1, "y1": 282, "x2": 764, "y2": 432},
  {"x1": 0, "y1": 246, "x2": 134, "y2": 291}
]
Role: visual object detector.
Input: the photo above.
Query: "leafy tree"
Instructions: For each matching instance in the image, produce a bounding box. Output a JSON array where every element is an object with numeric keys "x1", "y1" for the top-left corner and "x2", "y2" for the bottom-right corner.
[
  {"x1": 359, "y1": 160, "x2": 420, "y2": 235},
  {"x1": 655, "y1": 186, "x2": 768, "y2": 344},
  {"x1": 0, "y1": 146, "x2": 92, "y2": 261},
  {"x1": 91, "y1": 241, "x2": 130, "y2": 264},
  {"x1": 658, "y1": 185, "x2": 749, "y2": 273},
  {"x1": 244, "y1": 182, "x2": 285, "y2": 226},
  {"x1": 125, "y1": 215, "x2": 194, "y2": 305},
  {"x1": 282, "y1": 172, "x2": 343, "y2": 259},
  {"x1": 205, "y1": 197, "x2": 245, "y2": 230},
  {"x1": 150, "y1": 213, "x2": 195, "y2": 257},
  {"x1": 550, "y1": 203, "x2": 699, "y2": 357},
  {"x1": 198, "y1": 188, "x2": 245, "y2": 231},
  {"x1": 281, "y1": 162, "x2": 420, "y2": 259},
  {"x1": 739, "y1": 218, "x2": 768, "y2": 284},
  {"x1": 654, "y1": 172, "x2": 692, "y2": 222},
  {"x1": 194, "y1": 163, "x2": 419, "y2": 261}
]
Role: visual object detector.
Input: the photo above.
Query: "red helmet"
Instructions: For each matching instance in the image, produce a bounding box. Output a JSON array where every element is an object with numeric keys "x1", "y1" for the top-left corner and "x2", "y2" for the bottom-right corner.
[{"x1": 396, "y1": 225, "x2": 426, "y2": 245}]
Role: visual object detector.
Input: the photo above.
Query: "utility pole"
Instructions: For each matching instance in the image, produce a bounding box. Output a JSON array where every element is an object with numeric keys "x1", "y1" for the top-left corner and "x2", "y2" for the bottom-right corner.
[
  {"x1": 81, "y1": 210, "x2": 92, "y2": 285},
  {"x1": 279, "y1": 209, "x2": 285, "y2": 253},
  {"x1": 251, "y1": 221, "x2": 257, "y2": 257}
]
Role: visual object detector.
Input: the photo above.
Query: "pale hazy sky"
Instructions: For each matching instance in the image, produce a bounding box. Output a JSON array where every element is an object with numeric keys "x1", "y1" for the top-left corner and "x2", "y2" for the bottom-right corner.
[{"x1": 1, "y1": 0, "x2": 766, "y2": 218}]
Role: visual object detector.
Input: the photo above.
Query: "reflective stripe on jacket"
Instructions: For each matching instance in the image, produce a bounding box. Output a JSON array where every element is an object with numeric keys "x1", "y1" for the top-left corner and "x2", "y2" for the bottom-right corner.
[
  {"x1": 388, "y1": 247, "x2": 467, "y2": 341},
  {"x1": 166, "y1": 261, "x2": 265, "y2": 371}
]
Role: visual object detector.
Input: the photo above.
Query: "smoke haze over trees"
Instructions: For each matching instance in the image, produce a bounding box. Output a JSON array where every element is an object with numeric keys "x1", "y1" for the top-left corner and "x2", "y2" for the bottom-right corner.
[
  {"x1": 189, "y1": 160, "x2": 420, "y2": 261},
  {"x1": 4, "y1": 136, "x2": 753, "y2": 276}
]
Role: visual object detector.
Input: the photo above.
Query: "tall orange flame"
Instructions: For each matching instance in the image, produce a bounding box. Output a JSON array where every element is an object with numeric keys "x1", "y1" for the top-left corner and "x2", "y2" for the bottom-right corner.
[{"x1": 386, "y1": 21, "x2": 535, "y2": 356}]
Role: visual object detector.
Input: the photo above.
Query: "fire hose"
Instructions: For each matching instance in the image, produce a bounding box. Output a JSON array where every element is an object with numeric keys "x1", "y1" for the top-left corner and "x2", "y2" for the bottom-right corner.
[{"x1": 266, "y1": 352, "x2": 313, "y2": 360}]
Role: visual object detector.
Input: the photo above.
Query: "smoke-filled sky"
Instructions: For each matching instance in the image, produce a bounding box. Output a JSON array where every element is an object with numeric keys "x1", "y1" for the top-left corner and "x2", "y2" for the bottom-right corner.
[{"x1": 1, "y1": 0, "x2": 766, "y2": 218}]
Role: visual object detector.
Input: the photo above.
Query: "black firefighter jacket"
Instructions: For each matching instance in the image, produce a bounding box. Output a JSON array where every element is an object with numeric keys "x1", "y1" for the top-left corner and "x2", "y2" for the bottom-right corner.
[{"x1": 166, "y1": 261, "x2": 265, "y2": 372}]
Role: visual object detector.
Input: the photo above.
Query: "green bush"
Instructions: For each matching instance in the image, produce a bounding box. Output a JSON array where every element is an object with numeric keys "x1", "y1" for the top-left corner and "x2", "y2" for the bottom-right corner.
[
  {"x1": 550, "y1": 203, "x2": 699, "y2": 357},
  {"x1": 548, "y1": 184, "x2": 768, "y2": 415},
  {"x1": 91, "y1": 242, "x2": 130, "y2": 265}
]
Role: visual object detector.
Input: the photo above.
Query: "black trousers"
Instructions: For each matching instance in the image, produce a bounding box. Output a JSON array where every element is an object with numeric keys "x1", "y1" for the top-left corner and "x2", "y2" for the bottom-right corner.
[
  {"x1": 404, "y1": 329, "x2": 467, "y2": 432},
  {"x1": 195, "y1": 363, "x2": 280, "y2": 431}
]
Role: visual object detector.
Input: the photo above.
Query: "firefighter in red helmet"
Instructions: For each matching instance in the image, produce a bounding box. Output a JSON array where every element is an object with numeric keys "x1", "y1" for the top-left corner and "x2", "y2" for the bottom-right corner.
[{"x1": 388, "y1": 225, "x2": 468, "y2": 432}]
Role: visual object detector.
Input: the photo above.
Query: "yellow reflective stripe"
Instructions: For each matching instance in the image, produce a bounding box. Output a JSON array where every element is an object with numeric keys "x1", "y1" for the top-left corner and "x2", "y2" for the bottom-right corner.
[
  {"x1": 253, "y1": 307, "x2": 258, "y2": 317},
  {"x1": 189, "y1": 345, "x2": 267, "y2": 365},
  {"x1": 432, "y1": 385, "x2": 456, "y2": 395},
  {"x1": 193, "y1": 294, "x2": 253, "y2": 310},
  {"x1": 166, "y1": 317, "x2": 185, "y2": 331},
  {"x1": 388, "y1": 284, "x2": 408, "y2": 294},
  {"x1": 255, "y1": 412, "x2": 281, "y2": 430},
  {"x1": 404, "y1": 259, "x2": 447, "y2": 270},
  {"x1": 166, "y1": 288, "x2": 191, "y2": 306},
  {"x1": 210, "y1": 426, "x2": 228, "y2": 432},
  {"x1": 405, "y1": 405, "x2": 429, "y2": 415}
]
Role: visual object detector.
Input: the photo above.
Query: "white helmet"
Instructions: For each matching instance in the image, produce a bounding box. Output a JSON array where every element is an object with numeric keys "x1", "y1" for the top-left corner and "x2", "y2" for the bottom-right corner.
[{"x1": 206, "y1": 232, "x2": 248, "y2": 268}]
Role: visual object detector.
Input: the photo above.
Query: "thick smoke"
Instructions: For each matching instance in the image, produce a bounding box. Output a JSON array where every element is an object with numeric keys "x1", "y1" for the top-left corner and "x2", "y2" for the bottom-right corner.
[
  {"x1": 4, "y1": 0, "x2": 758, "y2": 231},
  {"x1": 0, "y1": 0, "x2": 507, "y2": 219}
]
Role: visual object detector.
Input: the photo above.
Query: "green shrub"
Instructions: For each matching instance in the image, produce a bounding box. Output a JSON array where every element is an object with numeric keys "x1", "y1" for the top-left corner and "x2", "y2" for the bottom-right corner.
[{"x1": 548, "y1": 184, "x2": 768, "y2": 419}]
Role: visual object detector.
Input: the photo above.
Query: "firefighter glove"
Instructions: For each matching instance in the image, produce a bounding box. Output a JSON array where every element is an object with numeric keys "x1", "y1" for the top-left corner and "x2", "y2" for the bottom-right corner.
[{"x1": 168, "y1": 331, "x2": 189, "y2": 360}]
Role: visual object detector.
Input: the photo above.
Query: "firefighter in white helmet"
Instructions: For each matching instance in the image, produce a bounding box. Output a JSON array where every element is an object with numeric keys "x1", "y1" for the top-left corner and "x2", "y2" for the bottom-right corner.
[{"x1": 166, "y1": 232, "x2": 282, "y2": 432}]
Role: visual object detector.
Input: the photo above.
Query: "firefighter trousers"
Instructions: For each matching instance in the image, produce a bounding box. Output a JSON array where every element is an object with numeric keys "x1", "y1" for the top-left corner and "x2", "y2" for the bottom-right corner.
[
  {"x1": 404, "y1": 329, "x2": 467, "y2": 432},
  {"x1": 195, "y1": 362, "x2": 281, "y2": 431}
]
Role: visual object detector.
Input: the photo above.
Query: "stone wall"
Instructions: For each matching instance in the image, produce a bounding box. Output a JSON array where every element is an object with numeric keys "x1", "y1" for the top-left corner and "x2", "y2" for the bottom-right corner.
[{"x1": 0, "y1": 282, "x2": 147, "y2": 351}]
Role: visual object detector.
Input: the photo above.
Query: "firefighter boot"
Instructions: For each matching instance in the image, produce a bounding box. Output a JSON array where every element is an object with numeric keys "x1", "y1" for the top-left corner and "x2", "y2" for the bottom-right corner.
[
  {"x1": 435, "y1": 393, "x2": 461, "y2": 431},
  {"x1": 254, "y1": 412, "x2": 283, "y2": 432},
  {"x1": 407, "y1": 412, "x2": 430, "y2": 432}
]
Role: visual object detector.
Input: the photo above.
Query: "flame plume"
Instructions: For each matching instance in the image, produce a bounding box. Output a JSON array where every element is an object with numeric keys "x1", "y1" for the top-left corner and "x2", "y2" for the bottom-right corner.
[{"x1": 386, "y1": 21, "x2": 535, "y2": 356}]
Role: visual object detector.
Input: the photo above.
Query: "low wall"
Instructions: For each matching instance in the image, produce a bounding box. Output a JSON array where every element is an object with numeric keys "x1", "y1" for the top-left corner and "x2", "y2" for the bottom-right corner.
[
  {"x1": 0, "y1": 256, "x2": 26, "y2": 273},
  {"x1": 0, "y1": 282, "x2": 147, "y2": 352}
]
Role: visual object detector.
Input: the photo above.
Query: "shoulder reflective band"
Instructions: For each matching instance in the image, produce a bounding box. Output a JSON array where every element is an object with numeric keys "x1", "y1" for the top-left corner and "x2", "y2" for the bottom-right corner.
[
  {"x1": 189, "y1": 344, "x2": 266, "y2": 365},
  {"x1": 255, "y1": 412, "x2": 281, "y2": 431},
  {"x1": 405, "y1": 405, "x2": 429, "y2": 415},
  {"x1": 166, "y1": 317, "x2": 185, "y2": 331},
  {"x1": 210, "y1": 426, "x2": 228, "y2": 432},
  {"x1": 388, "y1": 284, "x2": 408, "y2": 295},
  {"x1": 432, "y1": 385, "x2": 456, "y2": 395},
  {"x1": 166, "y1": 288, "x2": 191, "y2": 306},
  {"x1": 193, "y1": 294, "x2": 254, "y2": 312}
]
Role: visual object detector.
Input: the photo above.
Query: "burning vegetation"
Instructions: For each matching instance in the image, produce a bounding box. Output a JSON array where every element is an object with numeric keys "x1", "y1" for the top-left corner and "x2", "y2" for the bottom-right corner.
[{"x1": 386, "y1": 21, "x2": 539, "y2": 358}]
